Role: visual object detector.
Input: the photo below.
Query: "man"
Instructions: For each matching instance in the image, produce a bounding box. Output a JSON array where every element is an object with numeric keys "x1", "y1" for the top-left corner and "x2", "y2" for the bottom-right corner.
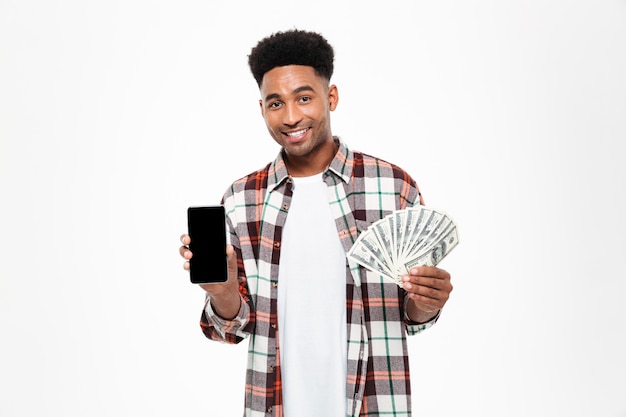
[{"x1": 179, "y1": 29, "x2": 453, "y2": 417}]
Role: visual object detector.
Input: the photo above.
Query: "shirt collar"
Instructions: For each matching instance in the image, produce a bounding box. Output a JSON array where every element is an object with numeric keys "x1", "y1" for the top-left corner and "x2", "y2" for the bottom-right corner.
[
  {"x1": 266, "y1": 137, "x2": 354, "y2": 191},
  {"x1": 326, "y1": 137, "x2": 354, "y2": 184}
]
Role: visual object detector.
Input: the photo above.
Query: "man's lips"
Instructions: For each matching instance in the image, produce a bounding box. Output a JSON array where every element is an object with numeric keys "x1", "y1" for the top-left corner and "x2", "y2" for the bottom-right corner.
[{"x1": 283, "y1": 127, "x2": 310, "y2": 142}]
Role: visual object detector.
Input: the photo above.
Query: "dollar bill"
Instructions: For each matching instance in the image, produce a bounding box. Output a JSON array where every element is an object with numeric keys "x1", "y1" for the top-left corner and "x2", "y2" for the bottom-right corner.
[
  {"x1": 347, "y1": 206, "x2": 459, "y2": 287},
  {"x1": 405, "y1": 225, "x2": 459, "y2": 270}
]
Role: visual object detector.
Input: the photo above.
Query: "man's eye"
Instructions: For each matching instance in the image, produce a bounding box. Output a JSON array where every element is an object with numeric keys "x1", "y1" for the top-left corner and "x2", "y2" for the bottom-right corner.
[
  {"x1": 269, "y1": 101, "x2": 281, "y2": 109},
  {"x1": 300, "y1": 96, "x2": 311, "y2": 103}
]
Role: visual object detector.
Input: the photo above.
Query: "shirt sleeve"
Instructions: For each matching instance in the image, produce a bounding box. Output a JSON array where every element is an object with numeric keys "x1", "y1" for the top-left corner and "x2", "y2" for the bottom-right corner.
[
  {"x1": 200, "y1": 293, "x2": 251, "y2": 344},
  {"x1": 403, "y1": 296, "x2": 441, "y2": 335}
]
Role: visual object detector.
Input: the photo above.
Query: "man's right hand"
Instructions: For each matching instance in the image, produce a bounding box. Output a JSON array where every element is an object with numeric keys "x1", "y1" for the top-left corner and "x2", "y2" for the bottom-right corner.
[{"x1": 179, "y1": 234, "x2": 241, "y2": 319}]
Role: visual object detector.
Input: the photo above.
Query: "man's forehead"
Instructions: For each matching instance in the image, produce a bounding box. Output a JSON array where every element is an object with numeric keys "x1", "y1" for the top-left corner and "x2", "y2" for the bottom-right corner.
[{"x1": 260, "y1": 65, "x2": 327, "y2": 94}]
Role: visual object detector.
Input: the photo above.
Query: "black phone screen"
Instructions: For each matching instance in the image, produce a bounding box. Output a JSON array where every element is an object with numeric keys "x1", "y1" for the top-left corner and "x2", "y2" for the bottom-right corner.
[{"x1": 187, "y1": 206, "x2": 228, "y2": 284}]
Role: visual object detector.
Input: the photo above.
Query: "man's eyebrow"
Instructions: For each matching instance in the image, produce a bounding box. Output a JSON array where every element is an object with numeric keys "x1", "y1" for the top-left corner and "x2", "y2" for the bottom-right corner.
[
  {"x1": 293, "y1": 85, "x2": 315, "y2": 94},
  {"x1": 264, "y1": 85, "x2": 316, "y2": 102}
]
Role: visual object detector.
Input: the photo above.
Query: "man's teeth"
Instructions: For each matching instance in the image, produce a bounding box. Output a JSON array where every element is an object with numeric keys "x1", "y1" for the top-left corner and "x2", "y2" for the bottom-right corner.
[{"x1": 287, "y1": 128, "x2": 308, "y2": 137}]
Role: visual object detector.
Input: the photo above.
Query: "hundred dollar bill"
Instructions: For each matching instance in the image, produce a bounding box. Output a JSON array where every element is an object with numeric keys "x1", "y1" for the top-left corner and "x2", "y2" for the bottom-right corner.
[
  {"x1": 408, "y1": 215, "x2": 453, "y2": 260},
  {"x1": 372, "y1": 216, "x2": 396, "y2": 269},
  {"x1": 402, "y1": 209, "x2": 444, "y2": 260},
  {"x1": 405, "y1": 225, "x2": 459, "y2": 270},
  {"x1": 348, "y1": 244, "x2": 394, "y2": 280},
  {"x1": 347, "y1": 206, "x2": 459, "y2": 287},
  {"x1": 397, "y1": 207, "x2": 425, "y2": 261},
  {"x1": 355, "y1": 223, "x2": 394, "y2": 275}
]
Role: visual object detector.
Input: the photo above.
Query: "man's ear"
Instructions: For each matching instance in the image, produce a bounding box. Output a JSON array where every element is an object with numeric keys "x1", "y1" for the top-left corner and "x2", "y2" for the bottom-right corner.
[
  {"x1": 328, "y1": 84, "x2": 339, "y2": 111},
  {"x1": 259, "y1": 99, "x2": 265, "y2": 117}
]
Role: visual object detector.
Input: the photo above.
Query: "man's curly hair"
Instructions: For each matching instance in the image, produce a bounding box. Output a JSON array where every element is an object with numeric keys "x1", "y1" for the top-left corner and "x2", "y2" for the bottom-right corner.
[{"x1": 248, "y1": 29, "x2": 334, "y2": 87}]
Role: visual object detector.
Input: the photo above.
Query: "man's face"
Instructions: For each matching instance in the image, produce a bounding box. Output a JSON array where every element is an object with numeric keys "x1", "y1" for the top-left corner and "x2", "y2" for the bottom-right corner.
[{"x1": 259, "y1": 65, "x2": 338, "y2": 175}]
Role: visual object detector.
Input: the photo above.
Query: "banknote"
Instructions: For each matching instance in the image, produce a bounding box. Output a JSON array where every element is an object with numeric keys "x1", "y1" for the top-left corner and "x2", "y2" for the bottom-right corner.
[{"x1": 347, "y1": 206, "x2": 459, "y2": 286}]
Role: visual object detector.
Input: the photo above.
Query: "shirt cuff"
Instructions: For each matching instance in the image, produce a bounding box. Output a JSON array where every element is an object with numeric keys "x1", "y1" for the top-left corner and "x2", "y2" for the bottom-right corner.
[
  {"x1": 403, "y1": 297, "x2": 440, "y2": 335},
  {"x1": 203, "y1": 293, "x2": 250, "y2": 334}
]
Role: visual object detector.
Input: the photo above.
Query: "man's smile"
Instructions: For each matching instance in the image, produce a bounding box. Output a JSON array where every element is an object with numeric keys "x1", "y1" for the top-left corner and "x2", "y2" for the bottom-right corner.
[{"x1": 283, "y1": 127, "x2": 310, "y2": 141}]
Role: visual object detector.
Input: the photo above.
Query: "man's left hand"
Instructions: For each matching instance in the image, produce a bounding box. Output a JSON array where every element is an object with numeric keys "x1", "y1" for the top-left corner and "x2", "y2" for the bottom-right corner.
[{"x1": 402, "y1": 266, "x2": 453, "y2": 321}]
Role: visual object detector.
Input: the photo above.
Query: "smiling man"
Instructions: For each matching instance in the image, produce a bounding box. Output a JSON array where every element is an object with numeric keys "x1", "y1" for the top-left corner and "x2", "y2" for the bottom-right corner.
[
  {"x1": 179, "y1": 29, "x2": 453, "y2": 417},
  {"x1": 259, "y1": 64, "x2": 338, "y2": 177}
]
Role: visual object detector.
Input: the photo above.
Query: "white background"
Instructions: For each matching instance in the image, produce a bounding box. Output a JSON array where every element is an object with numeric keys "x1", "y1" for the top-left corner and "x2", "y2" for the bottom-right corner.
[{"x1": 1, "y1": 1, "x2": 625, "y2": 416}]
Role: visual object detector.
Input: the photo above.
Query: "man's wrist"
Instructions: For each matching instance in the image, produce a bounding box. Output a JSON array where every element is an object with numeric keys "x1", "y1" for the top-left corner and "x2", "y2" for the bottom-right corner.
[
  {"x1": 406, "y1": 298, "x2": 440, "y2": 324},
  {"x1": 208, "y1": 292, "x2": 242, "y2": 321}
]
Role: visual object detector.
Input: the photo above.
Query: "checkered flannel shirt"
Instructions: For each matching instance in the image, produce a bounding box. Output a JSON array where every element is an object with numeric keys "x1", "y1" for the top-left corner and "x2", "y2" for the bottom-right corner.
[{"x1": 201, "y1": 138, "x2": 438, "y2": 416}]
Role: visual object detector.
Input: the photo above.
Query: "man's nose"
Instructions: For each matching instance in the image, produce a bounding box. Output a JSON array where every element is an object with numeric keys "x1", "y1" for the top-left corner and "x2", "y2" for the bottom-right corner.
[{"x1": 282, "y1": 103, "x2": 303, "y2": 127}]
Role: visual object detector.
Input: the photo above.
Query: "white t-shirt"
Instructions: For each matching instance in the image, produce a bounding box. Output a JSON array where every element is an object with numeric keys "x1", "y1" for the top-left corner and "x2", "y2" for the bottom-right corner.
[{"x1": 277, "y1": 173, "x2": 347, "y2": 417}]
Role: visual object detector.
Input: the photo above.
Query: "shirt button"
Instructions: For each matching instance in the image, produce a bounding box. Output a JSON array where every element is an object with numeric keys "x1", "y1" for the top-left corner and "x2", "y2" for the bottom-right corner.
[
  {"x1": 282, "y1": 204, "x2": 289, "y2": 210},
  {"x1": 273, "y1": 241, "x2": 280, "y2": 248},
  {"x1": 269, "y1": 365, "x2": 274, "y2": 372},
  {"x1": 271, "y1": 323, "x2": 277, "y2": 329},
  {"x1": 272, "y1": 281, "x2": 278, "y2": 288},
  {"x1": 267, "y1": 407, "x2": 273, "y2": 413}
]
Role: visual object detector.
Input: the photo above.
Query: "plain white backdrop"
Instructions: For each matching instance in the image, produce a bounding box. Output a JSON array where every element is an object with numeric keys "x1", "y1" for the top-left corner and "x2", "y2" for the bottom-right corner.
[{"x1": 1, "y1": 1, "x2": 625, "y2": 416}]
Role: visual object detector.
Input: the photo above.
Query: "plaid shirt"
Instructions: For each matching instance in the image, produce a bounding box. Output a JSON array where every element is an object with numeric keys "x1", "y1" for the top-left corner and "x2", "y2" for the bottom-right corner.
[{"x1": 201, "y1": 138, "x2": 438, "y2": 416}]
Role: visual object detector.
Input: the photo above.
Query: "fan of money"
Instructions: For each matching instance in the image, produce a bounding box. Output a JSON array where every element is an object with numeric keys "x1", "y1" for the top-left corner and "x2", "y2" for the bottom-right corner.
[{"x1": 347, "y1": 206, "x2": 459, "y2": 287}]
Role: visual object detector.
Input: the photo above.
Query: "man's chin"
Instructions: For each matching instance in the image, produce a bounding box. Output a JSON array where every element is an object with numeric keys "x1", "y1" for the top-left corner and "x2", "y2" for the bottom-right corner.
[{"x1": 282, "y1": 140, "x2": 310, "y2": 155}]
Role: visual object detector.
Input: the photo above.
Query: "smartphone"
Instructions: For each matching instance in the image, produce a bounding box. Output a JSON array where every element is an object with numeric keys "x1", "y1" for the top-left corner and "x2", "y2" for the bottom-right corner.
[{"x1": 187, "y1": 205, "x2": 228, "y2": 284}]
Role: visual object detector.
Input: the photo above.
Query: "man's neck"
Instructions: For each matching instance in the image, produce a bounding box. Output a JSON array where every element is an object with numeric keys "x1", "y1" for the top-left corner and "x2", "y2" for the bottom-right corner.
[{"x1": 284, "y1": 138, "x2": 338, "y2": 177}]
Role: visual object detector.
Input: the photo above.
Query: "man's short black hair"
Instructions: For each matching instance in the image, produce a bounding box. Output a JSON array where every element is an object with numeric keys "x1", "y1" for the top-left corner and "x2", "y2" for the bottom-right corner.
[{"x1": 248, "y1": 29, "x2": 334, "y2": 87}]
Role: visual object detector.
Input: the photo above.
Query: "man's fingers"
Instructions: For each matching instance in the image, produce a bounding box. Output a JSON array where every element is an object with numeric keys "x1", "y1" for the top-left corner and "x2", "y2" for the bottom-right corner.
[
  {"x1": 409, "y1": 266, "x2": 449, "y2": 279},
  {"x1": 180, "y1": 234, "x2": 192, "y2": 271},
  {"x1": 227, "y1": 246, "x2": 237, "y2": 266},
  {"x1": 402, "y1": 266, "x2": 453, "y2": 310},
  {"x1": 179, "y1": 245, "x2": 193, "y2": 259},
  {"x1": 226, "y1": 245, "x2": 238, "y2": 281},
  {"x1": 404, "y1": 281, "x2": 444, "y2": 300}
]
